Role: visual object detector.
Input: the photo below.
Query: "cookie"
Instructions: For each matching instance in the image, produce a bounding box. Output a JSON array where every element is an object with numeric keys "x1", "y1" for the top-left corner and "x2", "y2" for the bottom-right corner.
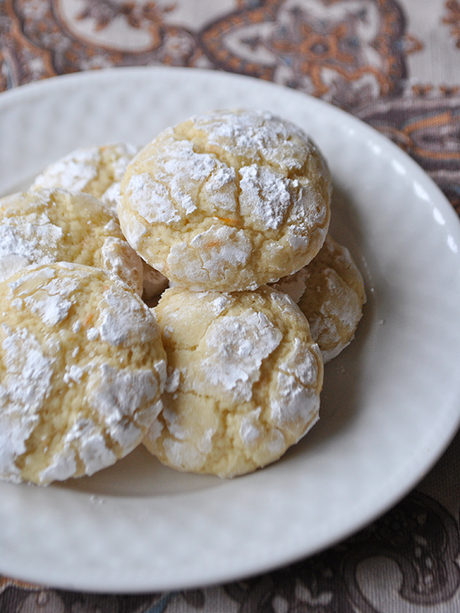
[
  {"x1": 0, "y1": 262, "x2": 167, "y2": 485},
  {"x1": 30, "y1": 144, "x2": 167, "y2": 302},
  {"x1": 272, "y1": 235, "x2": 366, "y2": 362},
  {"x1": 0, "y1": 188, "x2": 143, "y2": 295},
  {"x1": 144, "y1": 285, "x2": 323, "y2": 478},
  {"x1": 119, "y1": 109, "x2": 331, "y2": 291},
  {"x1": 31, "y1": 143, "x2": 139, "y2": 210}
]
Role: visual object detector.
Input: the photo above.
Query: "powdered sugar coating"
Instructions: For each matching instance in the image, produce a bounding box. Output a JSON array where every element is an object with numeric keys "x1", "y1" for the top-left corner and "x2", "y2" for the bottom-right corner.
[
  {"x1": 39, "y1": 419, "x2": 117, "y2": 483},
  {"x1": 100, "y1": 236, "x2": 144, "y2": 297},
  {"x1": 238, "y1": 165, "x2": 292, "y2": 230},
  {"x1": 0, "y1": 262, "x2": 166, "y2": 485},
  {"x1": 272, "y1": 235, "x2": 366, "y2": 362},
  {"x1": 0, "y1": 188, "x2": 144, "y2": 296},
  {"x1": 144, "y1": 285, "x2": 323, "y2": 478},
  {"x1": 0, "y1": 206, "x2": 63, "y2": 283},
  {"x1": 128, "y1": 173, "x2": 182, "y2": 225},
  {"x1": 119, "y1": 109, "x2": 331, "y2": 291},
  {"x1": 87, "y1": 364, "x2": 161, "y2": 449},
  {"x1": 0, "y1": 326, "x2": 53, "y2": 482},
  {"x1": 31, "y1": 143, "x2": 140, "y2": 210},
  {"x1": 189, "y1": 109, "x2": 322, "y2": 171},
  {"x1": 33, "y1": 148, "x2": 99, "y2": 191},
  {"x1": 202, "y1": 312, "x2": 283, "y2": 402}
]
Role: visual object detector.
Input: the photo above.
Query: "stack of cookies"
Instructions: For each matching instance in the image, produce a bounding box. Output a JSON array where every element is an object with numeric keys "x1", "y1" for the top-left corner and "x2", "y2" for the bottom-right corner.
[
  {"x1": 0, "y1": 109, "x2": 365, "y2": 485},
  {"x1": 0, "y1": 175, "x2": 167, "y2": 485}
]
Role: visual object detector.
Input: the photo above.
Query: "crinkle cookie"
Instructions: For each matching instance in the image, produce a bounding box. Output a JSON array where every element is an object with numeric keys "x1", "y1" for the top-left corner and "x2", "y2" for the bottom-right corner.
[
  {"x1": 0, "y1": 188, "x2": 143, "y2": 295},
  {"x1": 31, "y1": 143, "x2": 139, "y2": 210},
  {"x1": 272, "y1": 235, "x2": 366, "y2": 362},
  {"x1": 30, "y1": 144, "x2": 166, "y2": 302},
  {"x1": 119, "y1": 109, "x2": 331, "y2": 292},
  {"x1": 144, "y1": 285, "x2": 323, "y2": 478},
  {"x1": 0, "y1": 262, "x2": 167, "y2": 485}
]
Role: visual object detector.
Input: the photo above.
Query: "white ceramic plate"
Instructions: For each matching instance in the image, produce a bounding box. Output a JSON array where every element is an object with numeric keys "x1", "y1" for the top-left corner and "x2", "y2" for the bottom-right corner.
[{"x1": 1, "y1": 67, "x2": 460, "y2": 593}]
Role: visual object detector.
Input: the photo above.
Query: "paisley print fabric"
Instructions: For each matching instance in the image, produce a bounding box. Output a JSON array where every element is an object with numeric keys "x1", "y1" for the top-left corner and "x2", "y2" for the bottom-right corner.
[
  {"x1": 201, "y1": 0, "x2": 410, "y2": 100},
  {"x1": 357, "y1": 95, "x2": 460, "y2": 213},
  {"x1": 1, "y1": 1, "x2": 460, "y2": 611}
]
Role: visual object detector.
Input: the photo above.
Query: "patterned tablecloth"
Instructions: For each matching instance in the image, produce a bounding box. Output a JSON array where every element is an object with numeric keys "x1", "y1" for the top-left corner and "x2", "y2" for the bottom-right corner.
[{"x1": 1, "y1": 1, "x2": 460, "y2": 611}]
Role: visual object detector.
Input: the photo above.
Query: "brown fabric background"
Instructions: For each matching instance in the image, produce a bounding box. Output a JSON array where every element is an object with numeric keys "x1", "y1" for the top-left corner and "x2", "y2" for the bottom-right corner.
[{"x1": 1, "y1": 1, "x2": 460, "y2": 610}]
